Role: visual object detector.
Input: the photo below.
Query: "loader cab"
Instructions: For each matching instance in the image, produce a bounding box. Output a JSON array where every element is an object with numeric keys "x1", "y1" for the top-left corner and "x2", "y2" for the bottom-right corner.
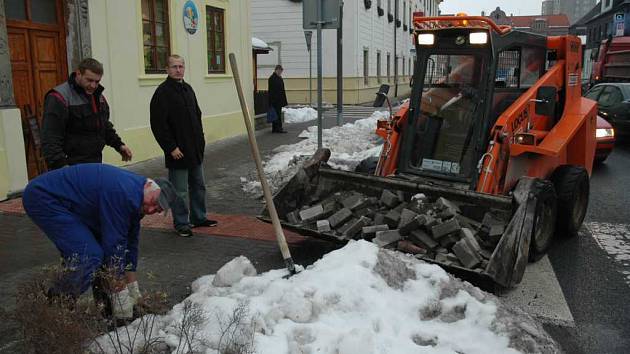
[{"x1": 399, "y1": 26, "x2": 547, "y2": 188}]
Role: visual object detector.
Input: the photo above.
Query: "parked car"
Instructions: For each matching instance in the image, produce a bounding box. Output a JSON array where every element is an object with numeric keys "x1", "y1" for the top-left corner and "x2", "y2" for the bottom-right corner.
[
  {"x1": 584, "y1": 83, "x2": 630, "y2": 136},
  {"x1": 595, "y1": 115, "x2": 615, "y2": 164}
]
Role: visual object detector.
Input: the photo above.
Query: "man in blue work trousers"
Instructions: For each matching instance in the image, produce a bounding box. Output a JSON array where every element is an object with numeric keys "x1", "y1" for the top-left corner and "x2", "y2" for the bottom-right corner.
[{"x1": 22, "y1": 163, "x2": 181, "y2": 320}]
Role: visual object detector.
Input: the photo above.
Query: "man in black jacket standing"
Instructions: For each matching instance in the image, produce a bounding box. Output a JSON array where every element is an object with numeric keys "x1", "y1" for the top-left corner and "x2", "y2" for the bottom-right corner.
[
  {"x1": 268, "y1": 65, "x2": 288, "y2": 133},
  {"x1": 150, "y1": 55, "x2": 217, "y2": 237},
  {"x1": 41, "y1": 58, "x2": 133, "y2": 169}
]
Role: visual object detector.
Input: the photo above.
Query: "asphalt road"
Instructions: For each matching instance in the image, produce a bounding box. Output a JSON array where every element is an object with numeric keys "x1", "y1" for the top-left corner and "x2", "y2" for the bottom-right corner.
[{"x1": 544, "y1": 137, "x2": 630, "y2": 353}]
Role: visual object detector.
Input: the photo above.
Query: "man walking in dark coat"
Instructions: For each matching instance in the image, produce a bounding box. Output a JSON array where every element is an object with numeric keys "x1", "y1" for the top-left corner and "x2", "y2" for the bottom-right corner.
[
  {"x1": 41, "y1": 58, "x2": 133, "y2": 169},
  {"x1": 22, "y1": 163, "x2": 180, "y2": 319},
  {"x1": 268, "y1": 65, "x2": 288, "y2": 133},
  {"x1": 150, "y1": 54, "x2": 217, "y2": 237}
]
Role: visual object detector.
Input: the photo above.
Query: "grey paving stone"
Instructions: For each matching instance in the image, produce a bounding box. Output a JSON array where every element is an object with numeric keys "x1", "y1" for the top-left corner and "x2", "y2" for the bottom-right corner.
[
  {"x1": 373, "y1": 230, "x2": 402, "y2": 247},
  {"x1": 384, "y1": 209, "x2": 401, "y2": 228},
  {"x1": 431, "y1": 219, "x2": 461, "y2": 239},
  {"x1": 380, "y1": 189, "x2": 400, "y2": 208},
  {"x1": 299, "y1": 204, "x2": 324, "y2": 221},
  {"x1": 362, "y1": 224, "x2": 390, "y2": 237},
  {"x1": 317, "y1": 219, "x2": 331, "y2": 232},
  {"x1": 342, "y1": 216, "x2": 371, "y2": 239},
  {"x1": 328, "y1": 208, "x2": 353, "y2": 229},
  {"x1": 409, "y1": 229, "x2": 438, "y2": 250}
]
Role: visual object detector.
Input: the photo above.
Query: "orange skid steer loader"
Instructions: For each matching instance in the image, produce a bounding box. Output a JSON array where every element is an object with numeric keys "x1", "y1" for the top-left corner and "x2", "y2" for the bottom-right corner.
[{"x1": 264, "y1": 16, "x2": 597, "y2": 288}]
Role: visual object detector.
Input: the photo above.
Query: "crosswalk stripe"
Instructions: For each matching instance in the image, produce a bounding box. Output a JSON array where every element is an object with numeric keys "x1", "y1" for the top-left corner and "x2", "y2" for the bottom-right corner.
[{"x1": 499, "y1": 255, "x2": 575, "y2": 327}]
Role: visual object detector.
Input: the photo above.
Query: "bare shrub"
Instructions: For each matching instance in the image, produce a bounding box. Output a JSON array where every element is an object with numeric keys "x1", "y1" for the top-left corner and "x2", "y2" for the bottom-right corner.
[
  {"x1": 11, "y1": 264, "x2": 106, "y2": 354},
  {"x1": 216, "y1": 300, "x2": 256, "y2": 354},
  {"x1": 9, "y1": 263, "x2": 171, "y2": 354},
  {"x1": 173, "y1": 300, "x2": 208, "y2": 354}
]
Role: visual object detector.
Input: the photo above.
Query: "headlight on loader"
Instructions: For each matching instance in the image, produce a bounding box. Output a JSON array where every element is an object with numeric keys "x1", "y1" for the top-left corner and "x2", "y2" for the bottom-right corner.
[{"x1": 596, "y1": 128, "x2": 615, "y2": 138}]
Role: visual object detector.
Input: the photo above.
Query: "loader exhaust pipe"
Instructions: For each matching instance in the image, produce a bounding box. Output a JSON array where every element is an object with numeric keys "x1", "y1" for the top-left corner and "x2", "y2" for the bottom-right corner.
[{"x1": 228, "y1": 53, "x2": 297, "y2": 276}]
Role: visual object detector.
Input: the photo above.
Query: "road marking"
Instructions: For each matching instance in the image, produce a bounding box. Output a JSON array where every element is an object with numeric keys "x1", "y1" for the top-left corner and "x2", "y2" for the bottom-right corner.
[
  {"x1": 585, "y1": 222, "x2": 630, "y2": 285},
  {"x1": 499, "y1": 255, "x2": 575, "y2": 327}
]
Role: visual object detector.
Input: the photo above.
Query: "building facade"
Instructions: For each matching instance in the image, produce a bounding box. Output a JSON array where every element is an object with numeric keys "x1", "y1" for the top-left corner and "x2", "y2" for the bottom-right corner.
[
  {"x1": 488, "y1": 7, "x2": 570, "y2": 36},
  {"x1": 542, "y1": 0, "x2": 596, "y2": 24},
  {"x1": 0, "y1": 0, "x2": 254, "y2": 200},
  {"x1": 251, "y1": 0, "x2": 441, "y2": 105}
]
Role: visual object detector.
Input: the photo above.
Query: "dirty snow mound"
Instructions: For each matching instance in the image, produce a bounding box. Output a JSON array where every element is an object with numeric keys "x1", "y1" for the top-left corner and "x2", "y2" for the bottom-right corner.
[
  {"x1": 97, "y1": 241, "x2": 559, "y2": 354},
  {"x1": 212, "y1": 256, "x2": 257, "y2": 287},
  {"x1": 241, "y1": 110, "x2": 388, "y2": 196}
]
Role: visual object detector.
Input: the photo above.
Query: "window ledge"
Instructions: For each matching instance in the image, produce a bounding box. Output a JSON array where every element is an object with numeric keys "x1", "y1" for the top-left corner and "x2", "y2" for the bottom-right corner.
[
  {"x1": 138, "y1": 74, "x2": 167, "y2": 86},
  {"x1": 204, "y1": 73, "x2": 233, "y2": 82}
]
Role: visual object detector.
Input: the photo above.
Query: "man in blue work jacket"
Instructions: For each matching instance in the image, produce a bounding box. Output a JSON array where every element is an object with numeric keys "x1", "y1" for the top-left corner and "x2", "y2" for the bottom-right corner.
[{"x1": 22, "y1": 163, "x2": 180, "y2": 320}]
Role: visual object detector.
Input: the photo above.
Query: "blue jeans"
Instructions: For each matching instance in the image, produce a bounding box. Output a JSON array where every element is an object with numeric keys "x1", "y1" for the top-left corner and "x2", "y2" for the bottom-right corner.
[{"x1": 168, "y1": 164, "x2": 207, "y2": 229}]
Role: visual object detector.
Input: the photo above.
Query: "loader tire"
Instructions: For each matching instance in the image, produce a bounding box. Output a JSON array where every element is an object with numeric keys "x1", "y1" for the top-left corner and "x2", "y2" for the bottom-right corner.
[
  {"x1": 551, "y1": 165, "x2": 590, "y2": 237},
  {"x1": 529, "y1": 180, "x2": 558, "y2": 262},
  {"x1": 355, "y1": 156, "x2": 379, "y2": 175}
]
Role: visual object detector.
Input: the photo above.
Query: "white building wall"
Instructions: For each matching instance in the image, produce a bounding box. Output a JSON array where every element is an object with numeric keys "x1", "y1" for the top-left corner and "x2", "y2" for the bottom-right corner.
[{"x1": 252, "y1": 0, "x2": 440, "y2": 80}]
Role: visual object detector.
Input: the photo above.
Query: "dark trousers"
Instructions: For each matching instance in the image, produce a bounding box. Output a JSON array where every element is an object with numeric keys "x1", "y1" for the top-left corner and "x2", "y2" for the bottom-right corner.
[
  {"x1": 168, "y1": 164, "x2": 207, "y2": 229},
  {"x1": 271, "y1": 106, "x2": 283, "y2": 132}
]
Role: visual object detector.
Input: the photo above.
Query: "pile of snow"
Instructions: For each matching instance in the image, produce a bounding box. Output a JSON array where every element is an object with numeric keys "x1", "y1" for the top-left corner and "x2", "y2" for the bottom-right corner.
[
  {"x1": 282, "y1": 107, "x2": 318, "y2": 124},
  {"x1": 241, "y1": 110, "x2": 389, "y2": 196},
  {"x1": 97, "y1": 241, "x2": 558, "y2": 353}
]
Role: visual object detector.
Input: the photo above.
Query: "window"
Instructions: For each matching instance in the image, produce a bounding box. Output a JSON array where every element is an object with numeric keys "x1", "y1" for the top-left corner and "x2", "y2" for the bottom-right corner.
[
  {"x1": 520, "y1": 47, "x2": 544, "y2": 87},
  {"x1": 364, "y1": 49, "x2": 370, "y2": 85},
  {"x1": 388, "y1": 0, "x2": 391, "y2": 14},
  {"x1": 585, "y1": 85, "x2": 603, "y2": 100},
  {"x1": 377, "y1": 52, "x2": 382, "y2": 83},
  {"x1": 387, "y1": 53, "x2": 391, "y2": 81},
  {"x1": 6, "y1": 0, "x2": 57, "y2": 23},
  {"x1": 142, "y1": 0, "x2": 171, "y2": 74},
  {"x1": 206, "y1": 6, "x2": 226, "y2": 73},
  {"x1": 599, "y1": 86, "x2": 623, "y2": 107}
]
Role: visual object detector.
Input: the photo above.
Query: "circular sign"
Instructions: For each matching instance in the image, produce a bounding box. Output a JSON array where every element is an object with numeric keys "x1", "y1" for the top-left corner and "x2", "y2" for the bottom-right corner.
[{"x1": 183, "y1": 1, "x2": 199, "y2": 34}]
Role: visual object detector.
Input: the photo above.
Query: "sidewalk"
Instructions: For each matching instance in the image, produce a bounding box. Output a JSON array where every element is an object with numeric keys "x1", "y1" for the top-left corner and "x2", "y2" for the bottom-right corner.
[{"x1": 0, "y1": 106, "x2": 374, "y2": 352}]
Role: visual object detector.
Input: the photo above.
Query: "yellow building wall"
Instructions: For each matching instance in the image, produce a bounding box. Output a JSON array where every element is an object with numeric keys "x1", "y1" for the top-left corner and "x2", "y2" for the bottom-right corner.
[
  {"x1": 0, "y1": 108, "x2": 28, "y2": 200},
  {"x1": 89, "y1": 0, "x2": 254, "y2": 166},
  {"x1": 257, "y1": 76, "x2": 412, "y2": 105}
]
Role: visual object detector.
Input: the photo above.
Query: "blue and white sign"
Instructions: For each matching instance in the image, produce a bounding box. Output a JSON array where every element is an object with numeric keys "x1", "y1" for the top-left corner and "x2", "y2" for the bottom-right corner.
[
  {"x1": 183, "y1": 0, "x2": 199, "y2": 34},
  {"x1": 614, "y1": 13, "x2": 625, "y2": 23}
]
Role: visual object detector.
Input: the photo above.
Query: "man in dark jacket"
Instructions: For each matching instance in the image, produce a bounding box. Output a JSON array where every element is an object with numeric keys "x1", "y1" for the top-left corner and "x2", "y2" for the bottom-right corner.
[
  {"x1": 22, "y1": 163, "x2": 180, "y2": 319},
  {"x1": 150, "y1": 55, "x2": 217, "y2": 237},
  {"x1": 41, "y1": 58, "x2": 132, "y2": 169},
  {"x1": 268, "y1": 65, "x2": 289, "y2": 133}
]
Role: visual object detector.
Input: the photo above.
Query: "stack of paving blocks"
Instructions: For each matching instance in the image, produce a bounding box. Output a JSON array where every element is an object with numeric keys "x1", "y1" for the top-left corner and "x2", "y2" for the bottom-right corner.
[{"x1": 282, "y1": 189, "x2": 508, "y2": 273}]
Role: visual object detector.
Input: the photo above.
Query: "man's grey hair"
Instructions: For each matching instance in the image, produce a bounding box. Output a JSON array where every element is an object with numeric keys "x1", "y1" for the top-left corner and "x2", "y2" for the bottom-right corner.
[{"x1": 145, "y1": 178, "x2": 160, "y2": 193}]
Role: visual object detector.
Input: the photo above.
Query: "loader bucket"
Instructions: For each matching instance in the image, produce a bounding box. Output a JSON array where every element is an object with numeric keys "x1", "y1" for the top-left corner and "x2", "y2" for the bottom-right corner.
[{"x1": 260, "y1": 155, "x2": 537, "y2": 289}]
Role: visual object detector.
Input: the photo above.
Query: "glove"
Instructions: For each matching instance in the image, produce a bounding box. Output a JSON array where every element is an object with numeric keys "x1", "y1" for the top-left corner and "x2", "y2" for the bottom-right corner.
[
  {"x1": 127, "y1": 281, "x2": 141, "y2": 303},
  {"x1": 111, "y1": 287, "x2": 134, "y2": 319}
]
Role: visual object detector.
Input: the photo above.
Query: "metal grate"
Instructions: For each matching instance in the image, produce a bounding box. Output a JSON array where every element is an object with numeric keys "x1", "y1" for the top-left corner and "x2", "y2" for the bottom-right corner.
[{"x1": 495, "y1": 50, "x2": 520, "y2": 88}]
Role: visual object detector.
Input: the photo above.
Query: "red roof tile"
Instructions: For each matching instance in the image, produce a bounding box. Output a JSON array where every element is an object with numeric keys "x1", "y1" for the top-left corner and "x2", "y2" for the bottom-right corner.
[{"x1": 508, "y1": 14, "x2": 570, "y2": 28}]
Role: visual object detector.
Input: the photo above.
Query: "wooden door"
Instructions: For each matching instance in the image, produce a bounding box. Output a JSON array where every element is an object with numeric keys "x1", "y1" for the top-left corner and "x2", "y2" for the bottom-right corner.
[{"x1": 6, "y1": 0, "x2": 67, "y2": 178}]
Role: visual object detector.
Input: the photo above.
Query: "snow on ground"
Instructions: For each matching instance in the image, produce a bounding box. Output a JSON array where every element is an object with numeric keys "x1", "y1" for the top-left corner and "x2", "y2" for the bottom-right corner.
[
  {"x1": 97, "y1": 241, "x2": 559, "y2": 353},
  {"x1": 241, "y1": 110, "x2": 389, "y2": 196},
  {"x1": 282, "y1": 107, "x2": 318, "y2": 124}
]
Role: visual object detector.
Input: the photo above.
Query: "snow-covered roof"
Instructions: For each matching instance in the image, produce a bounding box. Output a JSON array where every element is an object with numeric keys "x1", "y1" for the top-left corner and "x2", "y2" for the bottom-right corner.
[{"x1": 252, "y1": 37, "x2": 271, "y2": 50}]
